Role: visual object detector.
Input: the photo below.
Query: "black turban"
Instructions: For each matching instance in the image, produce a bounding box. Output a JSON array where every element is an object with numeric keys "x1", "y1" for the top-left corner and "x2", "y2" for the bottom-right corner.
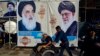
[
  {"x1": 7, "y1": 2, "x2": 15, "y2": 8},
  {"x1": 58, "y1": 1, "x2": 75, "y2": 14},
  {"x1": 18, "y1": 1, "x2": 36, "y2": 17}
]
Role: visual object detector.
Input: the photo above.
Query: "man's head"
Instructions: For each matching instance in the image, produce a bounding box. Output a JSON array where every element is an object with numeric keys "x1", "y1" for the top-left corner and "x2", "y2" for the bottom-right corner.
[
  {"x1": 42, "y1": 33, "x2": 48, "y2": 38},
  {"x1": 18, "y1": 1, "x2": 36, "y2": 18},
  {"x1": 7, "y1": 2, "x2": 15, "y2": 12},
  {"x1": 58, "y1": 1, "x2": 75, "y2": 23},
  {"x1": 18, "y1": 1, "x2": 37, "y2": 30},
  {"x1": 56, "y1": 26, "x2": 61, "y2": 32}
]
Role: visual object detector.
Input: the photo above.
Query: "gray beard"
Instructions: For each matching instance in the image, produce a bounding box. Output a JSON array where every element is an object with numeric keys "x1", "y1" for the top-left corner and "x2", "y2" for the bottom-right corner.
[{"x1": 22, "y1": 16, "x2": 36, "y2": 30}]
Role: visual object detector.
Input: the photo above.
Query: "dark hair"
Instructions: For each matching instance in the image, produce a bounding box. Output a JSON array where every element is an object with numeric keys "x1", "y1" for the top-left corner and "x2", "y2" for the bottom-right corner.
[
  {"x1": 58, "y1": 1, "x2": 75, "y2": 14},
  {"x1": 42, "y1": 33, "x2": 47, "y2": 37},
  {"x1": 18, "y1": 1, "x2": 36, "y2": 17},
  {"x1": 7, "y1": 2, "x2": 15, "y2": 8},
  {"x1": 56, "y1": 26, "x2": 61, "y2": 30}
]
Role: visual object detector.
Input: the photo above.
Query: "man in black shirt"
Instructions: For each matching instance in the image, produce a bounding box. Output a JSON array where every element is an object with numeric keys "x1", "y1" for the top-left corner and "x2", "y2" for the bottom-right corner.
[
  {"x1": 4, "y1": 2, "x2": 16, "y2": 16},
  {"x1": 33, "y1": 33, "x2": 52, "y2": 52},
  {"x1": 53, "y1": 26, "x2": 72, "y2": 56},
  {"x1": 41, "y1": 33, "x2": 52, "y2": 48}
]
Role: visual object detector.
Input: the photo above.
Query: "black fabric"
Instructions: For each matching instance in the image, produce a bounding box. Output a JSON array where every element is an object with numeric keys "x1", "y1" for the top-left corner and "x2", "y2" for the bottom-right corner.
[
  {"x1": 54, "y1": 30, "x2": 69, "y2": 44},
  {"x1": 7, "y1": 2, "x2": 15, "y2": 8},
  {"x1": 44, "y1": 36, "x2": 52, "y2": 44},
  {"x1": 58, "y1": 1, "x2": 75, "y2": 14},
  {"x1": 83, "y1": 35, "x2": 100, "y2": 56},
  {"x1": 4, "y1": 33, "x2": 17, "y2": 44},
  {"x1": 54, "y1": 29, "x2": 72, "y2": 56},
  {"x1": 65, "y1": 21, "x2": 77, "y2": 36},
  {"x1": 4, "y1": 11, "x2": 16, "y2": 16},
  {"x1": 59, "y1": 43, "x2": 72, "y2": 56},
  {"x1": 0, "y1": 32, "x2": 4, "y2": 48}
]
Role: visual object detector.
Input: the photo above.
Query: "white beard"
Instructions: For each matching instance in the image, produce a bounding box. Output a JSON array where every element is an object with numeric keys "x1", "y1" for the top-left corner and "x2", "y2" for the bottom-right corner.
[
  {"x1": 22, "y1": 15, "x2": 36, "y2": 30},
  {"x1": 60, "y1": 17, "x2": 75, "y2": 33}
]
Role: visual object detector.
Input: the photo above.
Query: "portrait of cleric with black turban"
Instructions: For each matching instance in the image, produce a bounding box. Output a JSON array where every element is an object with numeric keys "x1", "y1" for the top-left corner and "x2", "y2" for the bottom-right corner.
[
  {"x1": 18, "y1": 1, "x2": 41, "y2": 31},
  {"x1": 58, "y1": 1, "x2": 77, "y2": 36}
]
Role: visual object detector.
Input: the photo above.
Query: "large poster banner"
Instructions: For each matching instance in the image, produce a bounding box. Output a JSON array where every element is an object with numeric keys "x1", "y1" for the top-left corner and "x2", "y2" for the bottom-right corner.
[{"x1": 17, "y1": 0, "x2": 79, "y2": 47}]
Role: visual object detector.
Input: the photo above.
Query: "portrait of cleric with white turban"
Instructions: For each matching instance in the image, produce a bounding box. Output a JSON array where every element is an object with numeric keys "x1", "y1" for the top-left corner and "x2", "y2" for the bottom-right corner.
[{"x1": 18, "y1": 1, "x2": 41, "y2": 31}]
